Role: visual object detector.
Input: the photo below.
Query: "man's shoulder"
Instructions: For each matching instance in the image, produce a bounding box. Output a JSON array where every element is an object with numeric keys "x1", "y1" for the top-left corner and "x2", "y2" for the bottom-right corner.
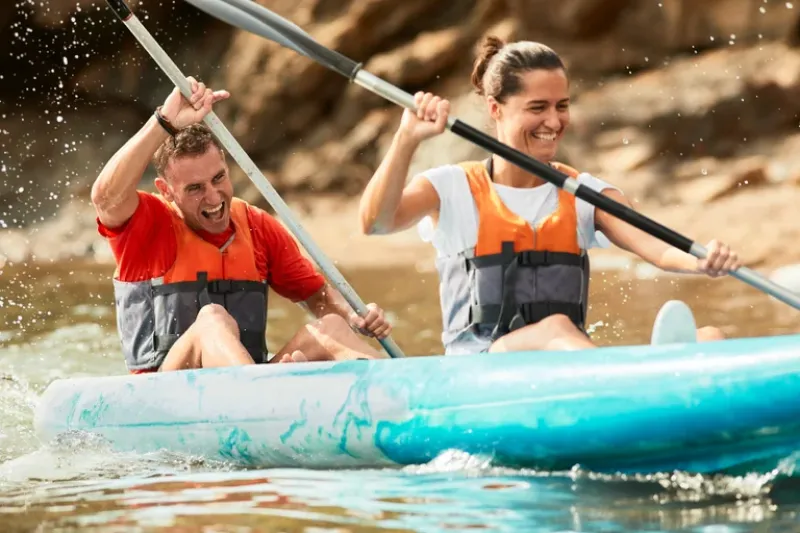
[
  {"x1": 137, "y1": 189, "x2": 171, "y2": 209},
  {"x1": 238, "y1": 199, "x2": 280, "y2": 227}
]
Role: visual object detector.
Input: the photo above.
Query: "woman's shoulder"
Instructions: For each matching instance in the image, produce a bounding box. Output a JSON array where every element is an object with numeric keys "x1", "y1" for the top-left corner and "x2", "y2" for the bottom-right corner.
[{"x1": 415, "y1": 163, "x2": 470, "y2": 180}]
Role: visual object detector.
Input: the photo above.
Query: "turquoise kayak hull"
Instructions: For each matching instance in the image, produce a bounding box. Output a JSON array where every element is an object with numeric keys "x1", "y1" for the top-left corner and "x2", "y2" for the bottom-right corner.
[{"x1": 33, "y1": 334, "x2": 800, "y2": 475}]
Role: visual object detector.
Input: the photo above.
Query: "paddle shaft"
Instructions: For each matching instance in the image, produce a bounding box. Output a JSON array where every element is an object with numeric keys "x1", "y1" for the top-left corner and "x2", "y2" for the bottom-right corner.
[
  {"x1": 103, "y1": 0, "x2": 406, "y2": 358},
  {"x1": 183, "y1": 0, "x2": 800, "y2": 312}
]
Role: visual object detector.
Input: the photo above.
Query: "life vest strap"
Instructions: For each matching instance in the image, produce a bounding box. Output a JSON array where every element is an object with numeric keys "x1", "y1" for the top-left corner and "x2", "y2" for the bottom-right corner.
[
  {"x1": 151, "y1": 278, "x2": 267, "y2": 296},
  {"x1": 467, "y1": 246, "x2": 586, "y2": 269},
  {"x1": 471, "y1": 301, "x2": 585, "y2": 332}
]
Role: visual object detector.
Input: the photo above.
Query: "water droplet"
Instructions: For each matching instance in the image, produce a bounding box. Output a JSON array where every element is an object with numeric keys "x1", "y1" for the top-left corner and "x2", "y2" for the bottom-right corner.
[
  {"x1": 622, "y1": 138, "x2": 630, "y2": 145},
  {"x1": 787, "y1": 2, "x2": 794, "y2": 8},
  {"x1": 760, "y1": 6, "x2": 767, "y2": 12},
  {"x1": 56, "y1": 116, "x2": 63, "y2": 123},
  {"x1": 701, "y1": 168, "x2": 708, "y2": 176}
]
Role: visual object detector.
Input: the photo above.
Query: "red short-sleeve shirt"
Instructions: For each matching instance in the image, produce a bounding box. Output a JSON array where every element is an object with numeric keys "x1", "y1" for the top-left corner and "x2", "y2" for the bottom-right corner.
[{"x1": 97, "y1": 191, "x2": 324, "y2": 302}]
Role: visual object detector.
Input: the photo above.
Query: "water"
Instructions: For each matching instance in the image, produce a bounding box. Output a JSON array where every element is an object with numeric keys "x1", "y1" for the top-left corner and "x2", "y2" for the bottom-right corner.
[{"x1": 1, "y1": 259, "x2": 800, "y2": 531}]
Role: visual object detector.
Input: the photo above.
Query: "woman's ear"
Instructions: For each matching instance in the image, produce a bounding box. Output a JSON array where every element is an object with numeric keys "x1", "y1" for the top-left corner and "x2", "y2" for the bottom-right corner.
[{"x1": 487, "y1": 96, "x2": 502, "y2": 122}]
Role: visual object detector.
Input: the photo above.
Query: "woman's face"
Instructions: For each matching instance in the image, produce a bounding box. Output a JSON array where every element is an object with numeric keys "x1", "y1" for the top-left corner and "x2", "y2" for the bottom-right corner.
[{"x1": 488, "y1": 68, "x2": 570, "y2": 163}]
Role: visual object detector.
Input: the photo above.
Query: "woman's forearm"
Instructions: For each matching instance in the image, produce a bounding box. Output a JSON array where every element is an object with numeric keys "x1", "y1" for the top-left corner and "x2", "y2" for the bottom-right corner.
[{"x1": 359, "y1": 130, "x2": 420, "y2": 235}]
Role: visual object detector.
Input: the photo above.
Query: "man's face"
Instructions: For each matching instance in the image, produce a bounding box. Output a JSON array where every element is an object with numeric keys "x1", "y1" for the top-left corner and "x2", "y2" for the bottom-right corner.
[{"x1": 155, "y1": 146, "x2": 234, "y2": 234}]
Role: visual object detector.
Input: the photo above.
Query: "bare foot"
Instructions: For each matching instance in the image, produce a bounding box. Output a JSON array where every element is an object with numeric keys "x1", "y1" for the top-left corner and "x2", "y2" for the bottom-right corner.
[{"x1": 275, "y1": 350, "x2": 308, "y2": 363}]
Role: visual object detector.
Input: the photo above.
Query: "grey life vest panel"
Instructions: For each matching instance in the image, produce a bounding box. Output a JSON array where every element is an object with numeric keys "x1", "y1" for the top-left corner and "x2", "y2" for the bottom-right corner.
[
  {"x1": 114, "y1": 271, "x2": 268, "y2": 372},
  {"x1": 437, "y1": 158, "x2": 591, "y2": 353}
]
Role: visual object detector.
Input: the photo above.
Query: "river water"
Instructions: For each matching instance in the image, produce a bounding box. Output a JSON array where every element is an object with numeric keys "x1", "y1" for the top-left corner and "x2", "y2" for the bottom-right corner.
[{"x1": 1, "y1": 259, "x2": 800, "y2": 532}]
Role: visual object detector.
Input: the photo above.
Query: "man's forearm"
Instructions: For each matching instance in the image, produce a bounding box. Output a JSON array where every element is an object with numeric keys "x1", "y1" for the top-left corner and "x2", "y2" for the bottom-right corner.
[
  {"x1": 304, "y1": 283, "x2": 354, "y2": 321},
  {"x1": 91, "y1": 116, "x2": 169, "y2": 227}
]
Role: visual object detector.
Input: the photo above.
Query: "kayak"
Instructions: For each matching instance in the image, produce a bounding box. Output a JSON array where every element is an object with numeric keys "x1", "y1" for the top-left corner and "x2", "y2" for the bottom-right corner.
[
  {"x1": 33, "y1": 330, "x2": 800, "y2": 476},
  {"x1": 83, "y1": 0, "x2": 800, "y2": 477}
]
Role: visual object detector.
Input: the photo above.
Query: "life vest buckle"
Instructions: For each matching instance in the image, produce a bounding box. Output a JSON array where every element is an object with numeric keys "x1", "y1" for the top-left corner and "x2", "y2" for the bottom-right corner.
[{"x1": 208, "y1": 279, "x2": 233, "y2": 293}]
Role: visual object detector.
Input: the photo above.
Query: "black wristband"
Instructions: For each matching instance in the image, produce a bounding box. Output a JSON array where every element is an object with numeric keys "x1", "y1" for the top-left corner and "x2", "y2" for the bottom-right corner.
[{"x1": 154, "y1": 106, "x2": 178, "y2": 136}]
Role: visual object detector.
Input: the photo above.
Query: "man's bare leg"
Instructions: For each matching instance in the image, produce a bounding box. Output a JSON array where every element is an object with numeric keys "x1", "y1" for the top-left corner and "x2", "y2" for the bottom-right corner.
[
  {"x1": 273, "y1": 314, "x2": 383, "y2": 362},
  {"x1": 488, "y1": 314, "x2": 596, "y2": 353},
  {"x1": 160, "y1": 304, "x2": 305, "y2": 370}
]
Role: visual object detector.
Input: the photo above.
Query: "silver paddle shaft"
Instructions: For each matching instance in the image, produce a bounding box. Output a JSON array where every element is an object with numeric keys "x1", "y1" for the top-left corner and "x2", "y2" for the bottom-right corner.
[{"x1": 118, "y1": 14, "x2": 406, "y2": 358}]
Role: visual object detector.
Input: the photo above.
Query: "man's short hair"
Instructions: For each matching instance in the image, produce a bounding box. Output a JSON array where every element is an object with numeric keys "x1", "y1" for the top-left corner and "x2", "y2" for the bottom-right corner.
[{"x1": 153, "y1": 123, "x2": 225, "y2": 178}]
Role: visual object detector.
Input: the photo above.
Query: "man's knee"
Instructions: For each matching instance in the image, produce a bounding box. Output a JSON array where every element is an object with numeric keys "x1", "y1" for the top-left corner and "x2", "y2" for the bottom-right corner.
[
  {"x1": 313, "y1": 314, "x2": 352, "y2": 337},
  {"x1": 196, "y1": 304, "x2": 238, "y2": 333}
]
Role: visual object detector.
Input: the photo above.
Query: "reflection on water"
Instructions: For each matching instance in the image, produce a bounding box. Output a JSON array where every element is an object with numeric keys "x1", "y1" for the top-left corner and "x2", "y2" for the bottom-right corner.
[
  {"x1": 1, "y1": 259, "x2": 800, "y2": 531},
  {"x1": 2, "y1": 445, "x2": 800, "y2": 532},
  {"x1": 2, "y1": 259, "x2": 798, "y2": 357},
  {"x1": 2, "y1": 449, "x2": 800, "y2": 532}
]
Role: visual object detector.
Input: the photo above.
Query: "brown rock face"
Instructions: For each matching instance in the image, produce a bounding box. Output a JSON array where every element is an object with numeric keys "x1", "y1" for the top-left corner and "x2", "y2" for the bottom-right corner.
[{"x1": 3, "y1": 0, "x2": 800, "y2": 266}]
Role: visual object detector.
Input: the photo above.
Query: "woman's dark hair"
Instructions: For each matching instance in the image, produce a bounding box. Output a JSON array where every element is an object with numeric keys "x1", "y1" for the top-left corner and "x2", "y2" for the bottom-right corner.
[{"x1": 470, "y1": 35, "x2": 566, "y2": 103}]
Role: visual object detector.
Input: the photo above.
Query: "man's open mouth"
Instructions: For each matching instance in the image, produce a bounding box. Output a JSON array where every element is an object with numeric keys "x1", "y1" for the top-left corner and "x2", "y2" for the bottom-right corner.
[{"x1": 202, "y1": 202, "x2": 225, "y2": 221}]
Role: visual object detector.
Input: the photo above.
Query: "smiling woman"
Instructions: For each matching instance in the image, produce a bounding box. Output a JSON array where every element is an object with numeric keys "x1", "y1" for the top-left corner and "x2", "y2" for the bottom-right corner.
[
  {"x1": 357, "y1": 35, "x2": 743, "y2": 357},
  {"x1": 469, "y1": 36, "x2": 571, "y2": 165}
]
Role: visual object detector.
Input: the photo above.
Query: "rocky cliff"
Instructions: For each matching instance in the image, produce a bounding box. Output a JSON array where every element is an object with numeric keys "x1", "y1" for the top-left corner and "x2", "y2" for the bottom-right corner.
[{"x1": 3, "y1": 0, "x2": 800, "y2": 268}]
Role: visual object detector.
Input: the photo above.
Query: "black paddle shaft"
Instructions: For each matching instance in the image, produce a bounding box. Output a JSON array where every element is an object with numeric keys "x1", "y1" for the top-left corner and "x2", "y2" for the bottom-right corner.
[
  {"x1": 450, "y1": 120, "x2": 695, "y2": 253},
  {"x1": 188, "y1": 0, "x2": 695, "y2": 254},
  {"x1": 120, "y1": 0, "x2": 800, "y2": 311}
]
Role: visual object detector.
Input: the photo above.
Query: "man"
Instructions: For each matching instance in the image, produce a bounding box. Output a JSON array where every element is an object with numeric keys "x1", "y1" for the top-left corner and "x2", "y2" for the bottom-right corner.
[{"x1": 92, "y1": 77, "x2": 392, "y2": 373}]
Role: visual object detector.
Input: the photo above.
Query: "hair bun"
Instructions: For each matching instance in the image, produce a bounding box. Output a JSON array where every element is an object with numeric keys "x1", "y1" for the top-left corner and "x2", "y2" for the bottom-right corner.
[{"x1": 471, "y1": 35, "x2": 506, "y2": 96}]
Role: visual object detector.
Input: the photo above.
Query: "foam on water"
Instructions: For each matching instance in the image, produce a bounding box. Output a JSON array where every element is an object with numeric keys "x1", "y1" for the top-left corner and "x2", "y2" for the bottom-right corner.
[{"x1": 402, "y1": 449, "x2": 794, "y2": 504}]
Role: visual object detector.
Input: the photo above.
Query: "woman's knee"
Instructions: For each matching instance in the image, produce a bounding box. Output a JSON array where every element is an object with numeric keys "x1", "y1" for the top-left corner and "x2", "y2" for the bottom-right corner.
[
  {"x1": 539, "y1": 313, "x2": 580, "y2": 334},
  {"x1": 489, "y1": 313, "x2": 584, "y2": 353},
  {"x1": 697, "y1": 325, "x2": 726, "y2": 342}
]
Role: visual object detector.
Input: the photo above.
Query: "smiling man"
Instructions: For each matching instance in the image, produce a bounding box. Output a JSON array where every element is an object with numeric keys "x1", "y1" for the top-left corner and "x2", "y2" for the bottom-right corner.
[{"x1": 91, "y1": 77, "x2": 392, "y2": 374}]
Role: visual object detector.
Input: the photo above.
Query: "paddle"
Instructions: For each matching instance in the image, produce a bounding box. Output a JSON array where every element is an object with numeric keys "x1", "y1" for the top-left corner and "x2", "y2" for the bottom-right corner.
[
  {"x1": 102, "y1": 0, "x2": 406, "y2": 358},
  {"x1": 182, "y1": 0, "x2": 800, "y2": 312}
]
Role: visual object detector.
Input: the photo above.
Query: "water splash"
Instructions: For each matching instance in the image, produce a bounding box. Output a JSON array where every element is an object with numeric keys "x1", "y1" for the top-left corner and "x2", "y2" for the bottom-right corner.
[{"x1": 0, "y1": 373, "x2": 40, "y2": 465}]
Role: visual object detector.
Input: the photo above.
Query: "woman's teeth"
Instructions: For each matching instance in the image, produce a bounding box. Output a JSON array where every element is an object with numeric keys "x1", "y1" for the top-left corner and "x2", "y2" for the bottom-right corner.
[{"x1": 533, "y1": 132, "x2": 557, "y2": 141}]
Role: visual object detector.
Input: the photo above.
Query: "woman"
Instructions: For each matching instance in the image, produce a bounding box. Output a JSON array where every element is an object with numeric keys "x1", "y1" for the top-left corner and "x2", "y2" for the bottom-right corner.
[{"x1": 358, "y1": 36, "x2": 741, "y2": 355}]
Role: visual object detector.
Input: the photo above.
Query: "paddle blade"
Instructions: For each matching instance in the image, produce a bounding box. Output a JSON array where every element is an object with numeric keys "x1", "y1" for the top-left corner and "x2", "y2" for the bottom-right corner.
[
  {"x1": 105, "y1": 0, "x2": 133, "y2": 19},
  {"x1": 185, "y1": 0, "x2": 310, "y2": 59},
  {"x1": 650, "y1": 300, "x2": 698, "y2": 345},
  {"x1": 186, "y1": 0, "x2": 362, "y2": 80}
]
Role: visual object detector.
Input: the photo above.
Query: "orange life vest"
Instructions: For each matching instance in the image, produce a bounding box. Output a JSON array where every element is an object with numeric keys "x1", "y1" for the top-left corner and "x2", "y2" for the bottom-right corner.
[
  {"x1": 435, "y1": 158, "x2": 590, "y2": 353},
  {"x1": 112, "y1": 197, "x2": 269, "y2": 372}
]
